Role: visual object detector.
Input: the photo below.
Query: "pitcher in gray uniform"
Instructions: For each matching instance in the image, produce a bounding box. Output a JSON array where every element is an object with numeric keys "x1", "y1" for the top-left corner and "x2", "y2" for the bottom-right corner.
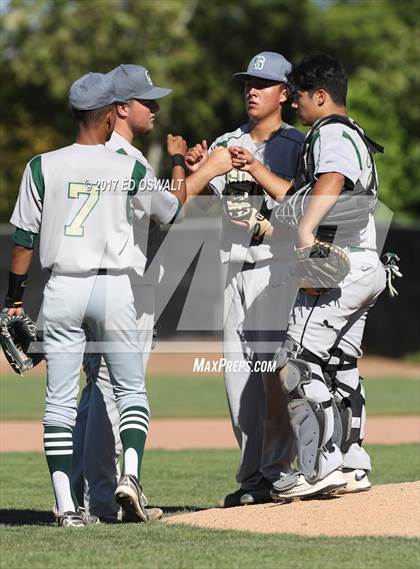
[{"x1": 186, "y1": 52, "x2": 304, "y2": 507}]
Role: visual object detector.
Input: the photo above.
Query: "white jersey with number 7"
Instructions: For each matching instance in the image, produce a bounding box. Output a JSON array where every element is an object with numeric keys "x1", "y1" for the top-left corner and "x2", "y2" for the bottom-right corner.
[{"x1": 10, "y1": 144, "x2": 179, "y2": 273}]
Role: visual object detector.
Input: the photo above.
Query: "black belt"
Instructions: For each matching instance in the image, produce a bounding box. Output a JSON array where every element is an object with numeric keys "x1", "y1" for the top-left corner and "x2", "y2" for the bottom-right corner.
[
  {"x1": 241, "y1": 259, "x2": 273, "y2": 271},
  {"x1": 242, "y1": 261, "x2": 256, "y2": 271}
]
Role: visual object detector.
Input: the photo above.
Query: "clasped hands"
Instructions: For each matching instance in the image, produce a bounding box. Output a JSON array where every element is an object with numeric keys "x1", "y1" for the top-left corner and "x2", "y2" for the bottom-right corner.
[{"x1": 185, "y1": 142, "x2": 254, "y2": 173}]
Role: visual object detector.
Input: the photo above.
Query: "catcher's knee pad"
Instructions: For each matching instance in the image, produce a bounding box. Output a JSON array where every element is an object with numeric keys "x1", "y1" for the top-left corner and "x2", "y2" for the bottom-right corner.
[
  {"x1": 279, "y1": 359, "x2": 340, "y2": 480},
  {"x1": 333, "y1": 374, "x2": 366, "y2": 453},
  {"x1": 273, "y1": 336, "x2": 299, "y2": 371}
]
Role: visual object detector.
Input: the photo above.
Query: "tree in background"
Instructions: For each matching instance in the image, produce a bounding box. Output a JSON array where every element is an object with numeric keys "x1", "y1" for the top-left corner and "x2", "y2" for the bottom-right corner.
[
  {"x1": 0, "y1": 0, "x2": 419, "y2": 221},
  {"x1": 0, "y1": 0, "x2": 200, "y2": 217},
  {"x1": 310, "y1": 0, "x2": 420, "y2": 220}
]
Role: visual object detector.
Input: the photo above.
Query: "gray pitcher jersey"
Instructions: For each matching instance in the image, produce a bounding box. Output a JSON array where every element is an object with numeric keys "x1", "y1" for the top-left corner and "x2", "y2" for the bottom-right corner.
[
  {"x1": 311, "y1": 120, "x2": 377, "y2": 250},
  {"x1": 209, "y1": 123, "x2": 304, "y2": 263},
  {"x1": 10, "y1": 143, "x2": 178, "y2": 273},
  {"x1": 106, "y1": 131, "x2": 165, "y2": 281}
]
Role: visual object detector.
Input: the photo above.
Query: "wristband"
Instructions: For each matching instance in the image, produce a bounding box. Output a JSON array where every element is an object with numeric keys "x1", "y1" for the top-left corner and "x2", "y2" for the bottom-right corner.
[
  {"x1": 5, "y1": 272, "x2": 28, "y2": 307},
  {"x1": 171, "y1": 154, "x2": 186, "y2": 168}
]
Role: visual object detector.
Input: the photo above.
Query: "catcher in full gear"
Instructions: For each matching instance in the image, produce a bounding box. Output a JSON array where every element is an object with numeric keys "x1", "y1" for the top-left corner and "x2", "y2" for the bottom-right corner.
[{"x1": 230, "y1": 54, "x2": 387, "y2": 499}]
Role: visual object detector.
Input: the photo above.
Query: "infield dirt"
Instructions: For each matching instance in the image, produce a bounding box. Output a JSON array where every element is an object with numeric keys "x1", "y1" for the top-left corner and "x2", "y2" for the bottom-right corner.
[
  {"x1": 165, "y1": 481, "x2": 420, "y2": 538},
  {"x1": 1, "y1": 415, "x2": 419, "y2": 452}
]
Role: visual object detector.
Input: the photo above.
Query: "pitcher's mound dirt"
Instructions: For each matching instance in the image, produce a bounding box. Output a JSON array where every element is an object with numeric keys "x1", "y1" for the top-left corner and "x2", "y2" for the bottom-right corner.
[{"x1": 165, "y1": 481, "x2": 420, "y2": 537}]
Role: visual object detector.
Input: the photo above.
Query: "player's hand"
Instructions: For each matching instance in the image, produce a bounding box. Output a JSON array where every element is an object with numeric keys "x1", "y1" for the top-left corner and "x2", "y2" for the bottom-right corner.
[
  {"x1": 167, "y1": 134, "x2": 187, "y2": 157},
  {"x1": 206, "y1": 147, "x2": 233, "y2": 176},
  {"x1": 230, "y1": 146, "x2": 254, "y2": 171},
  {"x1": 6, "y1": 307, "x2": 23, "y2": 317},
  {"x1": 185, "y1": 140, "x2": 209, "y2": 172}
]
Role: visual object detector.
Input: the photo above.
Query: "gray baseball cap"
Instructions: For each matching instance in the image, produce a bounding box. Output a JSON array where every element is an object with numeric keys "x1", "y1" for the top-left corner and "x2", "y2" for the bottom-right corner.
[
  {"x1": 108, "y1": 64, "x2": 172, "y2": 101},
  {"x1": 69, "y1": 72, "x2": 117, "y2": 110},
  {"x1": 233, "y1": 51, "x2": 292, "y2": 83}
]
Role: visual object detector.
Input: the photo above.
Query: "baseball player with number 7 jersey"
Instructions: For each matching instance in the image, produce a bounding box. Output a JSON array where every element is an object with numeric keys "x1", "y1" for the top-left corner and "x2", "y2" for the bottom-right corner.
[{"x1": 6, "y1": 72, "x2": 184, "y2": 527}]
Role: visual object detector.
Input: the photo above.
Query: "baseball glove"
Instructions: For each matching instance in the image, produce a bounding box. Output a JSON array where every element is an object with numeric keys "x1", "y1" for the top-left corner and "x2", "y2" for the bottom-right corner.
[
  {"x1": 295, "y1": 239, "x2": 351, "y2": 295},
  {"x1": 0, "y1": 310, "x2": 44, "y2": 375},
  {"x1": 223, "y1": 195, "x2": 271, "y2": 239}
]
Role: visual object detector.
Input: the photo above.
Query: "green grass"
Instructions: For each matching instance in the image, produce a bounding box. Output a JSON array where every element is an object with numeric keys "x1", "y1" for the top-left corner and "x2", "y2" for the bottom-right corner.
[
  {"x1": 1, "y1": 371, "x2": 419, "y2": 420},
  {"x1": 404, "y1": 351, "x2": 420, "y2": 364},
  {"x1": 0, "y1": 446, "x2": 419, "y2": 569},
  {"x1": 1, "y1": 524, "x2": 418, "y2": 569},
  {"x1": 2, "y1": 445, "x2": 418, "y2": 509},
  {"x1": 365, "y1": 378, "x2": 420, "y2": 416}
]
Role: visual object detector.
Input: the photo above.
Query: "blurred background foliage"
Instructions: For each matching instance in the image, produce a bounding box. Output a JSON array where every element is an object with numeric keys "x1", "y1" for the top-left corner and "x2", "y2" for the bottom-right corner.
[{"x1": 0, "y1": 0, "x2": 419, "y2": 221}]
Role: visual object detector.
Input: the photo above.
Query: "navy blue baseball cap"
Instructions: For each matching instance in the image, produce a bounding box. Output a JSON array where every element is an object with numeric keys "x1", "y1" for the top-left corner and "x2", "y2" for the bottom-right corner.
[
  {"x1": 233, "y1": 52, "x2": 292, "y2": 83},
  {"x1": 69, "y1": 72, "x2": 118, "y2": 110},
  {"x1": 108, "y1": 64, "x2": 172, "y2": 101}
]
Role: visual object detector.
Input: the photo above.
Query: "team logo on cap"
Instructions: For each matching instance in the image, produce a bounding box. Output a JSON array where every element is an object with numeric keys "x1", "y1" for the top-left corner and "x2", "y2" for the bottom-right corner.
[
  {"x1": 252, "y1": 56, "x2": 265, "y2": 70},
  {"x1": 145, "y1": 70, "x2": 154, "y2": 86}
]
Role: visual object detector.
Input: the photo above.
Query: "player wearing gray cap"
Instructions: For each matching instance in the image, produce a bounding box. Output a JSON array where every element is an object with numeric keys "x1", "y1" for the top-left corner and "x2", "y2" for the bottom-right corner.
[
  {"x1": 71, "y1": 64, "x2": 233, "y2": 521},
  {"x1": 186, "y1": 52, "x2": 304, "y2": 507},
  {"x1": 5, "y1": 71, "x2": 188, "y2": 527}
]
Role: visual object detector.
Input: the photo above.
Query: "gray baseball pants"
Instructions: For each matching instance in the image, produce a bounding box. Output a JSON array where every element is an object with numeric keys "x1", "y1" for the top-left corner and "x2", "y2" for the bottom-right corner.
[
  {"x1": 72, "y1": 282, "x2": 154, "y2": 519},
  {"x1": 223, "y1": 260, "x2": 298, "y2": 490}
]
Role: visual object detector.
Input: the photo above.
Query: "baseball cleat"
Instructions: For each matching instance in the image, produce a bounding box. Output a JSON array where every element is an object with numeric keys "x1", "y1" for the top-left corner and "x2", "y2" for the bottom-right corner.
[
  {"x1": 56, "y1": 507, "x2": 100, "y2": 527},
  {"x1": 145, "y1": 507, "x2": 164, "y2": 521},
  {"x1": 142, "y1": 492, "x2": 149, "y2": 507},
  {"x1": 54, "y1": 503, "x2": 100, "y2": 525},
  {"x1": 335, "y1": 469, "x2": 371, "y2": 494},
  {"x1": 52, "y1": 501, "x2": 59, "y2": 519},
  {"x1": 80, "y1": 508, "x2": 100, "y2": 525},
  {"x1": 271, "y1": 470, "x2": 347, "y2": 502},
  {"x1": 122, "y1": 506, "x2": 164, "y2": 523},
  {"x1": 115, "y1": 474, "x2": 149, "y2": 522},
  {"x1": 217, "y1": 479, "x2": 273, "y2": 508},
  {"x1": 57, "y1": 510, "x2": 87, "y2": 528}
]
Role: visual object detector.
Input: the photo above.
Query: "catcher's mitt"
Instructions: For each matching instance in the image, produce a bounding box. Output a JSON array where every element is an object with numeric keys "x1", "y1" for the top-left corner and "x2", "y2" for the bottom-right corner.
[
  {"x1": 295, "y1": 239, "x2": 351, "y2": 295},
  {"x1": 0, "y1": 310, "x2": 44, "y2": 375},
  {"x1": 223, "y1": 195, "x2": 271, "y2": 239}
]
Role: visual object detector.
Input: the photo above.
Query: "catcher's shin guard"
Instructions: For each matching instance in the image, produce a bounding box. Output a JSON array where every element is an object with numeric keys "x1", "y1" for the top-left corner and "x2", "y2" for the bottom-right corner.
[
  {"x1": 333, "y1": 370, "x2": 366, "y2": 454},
  {"x1": 278, "y1": 359, "x2": 342, "y2": 481}
]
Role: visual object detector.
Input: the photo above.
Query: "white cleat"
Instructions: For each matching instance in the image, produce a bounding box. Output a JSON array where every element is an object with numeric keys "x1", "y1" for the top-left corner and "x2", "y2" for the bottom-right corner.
[
  {"x1": 57, "y1": 510, "x2": 86, "y2": 528},
  {"x1": 55, "y1": 507, "x2": 100, "y2": 526},
  {"x1": 271, "y1": 470, "x2": 347, "y2": 502},
  {"x1": 335, "y1": 469, "x2": 372, "y2": 494}
]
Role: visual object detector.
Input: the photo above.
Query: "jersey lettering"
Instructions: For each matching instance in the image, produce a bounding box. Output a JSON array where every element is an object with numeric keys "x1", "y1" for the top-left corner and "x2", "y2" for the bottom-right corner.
[{"x1": 65, "y1": 182, "x2": 100, "y2": 237}]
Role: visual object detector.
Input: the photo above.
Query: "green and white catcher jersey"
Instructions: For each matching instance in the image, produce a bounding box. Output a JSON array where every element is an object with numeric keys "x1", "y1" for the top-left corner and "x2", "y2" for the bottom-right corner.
[
  {"x1": 311, "y1": 121, "x2": 378, "y2": 250},
  {"x1": 10, "y1": 143, "x2": 179, "y2": 273}
]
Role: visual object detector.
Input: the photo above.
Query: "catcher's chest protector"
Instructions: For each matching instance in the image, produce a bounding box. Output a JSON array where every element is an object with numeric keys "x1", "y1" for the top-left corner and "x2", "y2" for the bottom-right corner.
[
  {"x1": 289, "y1": 115, "x2": 384, "y2": 243},
  {"x1": 295, "y1": 114, "x2": 383, "y2": 197}
]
